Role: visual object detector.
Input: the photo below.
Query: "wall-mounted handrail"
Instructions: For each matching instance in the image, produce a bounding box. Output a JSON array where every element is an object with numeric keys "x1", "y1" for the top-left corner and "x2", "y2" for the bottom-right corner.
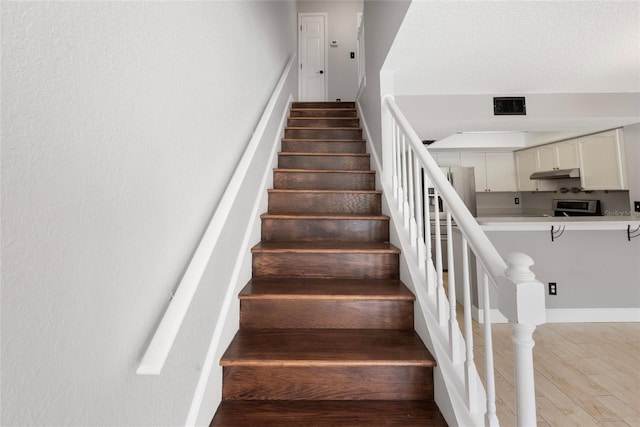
[{"x1": 137, "y1": 54, "x2": 296, "y2": 375}]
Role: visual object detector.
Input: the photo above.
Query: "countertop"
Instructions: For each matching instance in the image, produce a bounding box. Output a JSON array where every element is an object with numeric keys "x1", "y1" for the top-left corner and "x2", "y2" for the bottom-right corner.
[{"x1": 474, "y1": 215, "x2": 640, "y2": 231}]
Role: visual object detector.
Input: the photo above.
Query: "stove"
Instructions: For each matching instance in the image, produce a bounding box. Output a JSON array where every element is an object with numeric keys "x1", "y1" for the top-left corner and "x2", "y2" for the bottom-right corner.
[{"x1": 553, "y1": 199, "x2": 602, "y2": 217}]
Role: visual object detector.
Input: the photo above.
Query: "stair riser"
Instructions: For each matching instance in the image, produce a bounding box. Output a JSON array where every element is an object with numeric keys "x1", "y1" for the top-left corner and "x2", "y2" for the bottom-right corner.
[
  {"x1": 261, "y1": 218, "x2": 388, "y2": 242},
  {"x1": 290, "y1": 109, "x2": 358, "y2": 118},
  {"x1": 292, "y1": 102, "x2": 356, "y2": 109},
  {"x1": 288, "y1": 118, "x2": 360, "y2": 128},
  {"x1": 252, "y1": 253, "x2": 399, "y2": 279},
  {"x1": 281, "y1": 140, "x2": 366, "y2": 153},
  {"x1": 278, "y1": 155, "x2": 370, "y2": 171},
  {"x1": 274, "y1": 171, "x2": 375, "y2": 190},
  {"x1": 268, "y1": 192, "x2": 381, "y2": 215},
  {"x1": 285, "y1": 128, "x2": 363, "y2": 140},
  {"x1": 222, "y1": 366, "x2": 433, "y2": 400},
  {"x1": 240, "y1": 300, "x2": 413, "y2": 329}
]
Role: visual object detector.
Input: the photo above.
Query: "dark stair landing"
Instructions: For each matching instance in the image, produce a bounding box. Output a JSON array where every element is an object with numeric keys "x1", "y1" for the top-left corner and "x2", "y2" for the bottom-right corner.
[{"x1": 211, "y1": 101, "x2": 447, "y2": 426}]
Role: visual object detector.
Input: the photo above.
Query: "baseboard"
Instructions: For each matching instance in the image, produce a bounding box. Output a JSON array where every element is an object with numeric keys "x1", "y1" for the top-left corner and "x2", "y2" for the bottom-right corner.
[
  {"x1": 472, "y1": 306, "x2": 509, "y2": 324},
  {"x1": 545, "y1": 308, "x2": 640, "y2": 323}
]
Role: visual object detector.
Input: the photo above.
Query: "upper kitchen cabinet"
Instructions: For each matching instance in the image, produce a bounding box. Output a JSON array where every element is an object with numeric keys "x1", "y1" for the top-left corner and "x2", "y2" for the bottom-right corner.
[
  {"x1": 537, "y1": 139, "x2": 579, "y2": 171},
  {"x1": 515, "y1": 149, "x2": 555, "y2": 191},
  {"x1": 578, "y1": 129, "x2": 627, "y2": 190},
  {"x1": 460, "y1": 152, "x2": 517, "y2": 192},
  {"x1": 432, "y1": 152, "x2": 461, "y2": 167}
]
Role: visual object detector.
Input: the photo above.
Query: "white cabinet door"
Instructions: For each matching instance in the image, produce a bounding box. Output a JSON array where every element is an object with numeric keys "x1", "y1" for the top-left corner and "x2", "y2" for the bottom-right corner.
[
  {"x1": 537, "y1": 145, "x2": 557, "y2": 171},
  {"x1": 556, "y1": 139, "x2": 579, "y2": 169},
  {"x1": 578, "y1": 129, "x2": 627, "y2": 190},
  {"x1": 515, "y1": 149, "x2": 539, "y2": 191},
  {"x1": 460, "y1": 152, "x2": 487, "y2": 191},
  {"x1": 485, "y1": 152, "x2": 517, "y2": 191},
  {"x1": 434, "y1": 152, "x2": 461, "y2": 167}
]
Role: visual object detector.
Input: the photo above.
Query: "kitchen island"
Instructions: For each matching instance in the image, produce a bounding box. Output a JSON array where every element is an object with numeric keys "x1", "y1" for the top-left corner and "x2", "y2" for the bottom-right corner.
[{"x1": 451, "y1": 215, "x2": 640, "y2": 323}]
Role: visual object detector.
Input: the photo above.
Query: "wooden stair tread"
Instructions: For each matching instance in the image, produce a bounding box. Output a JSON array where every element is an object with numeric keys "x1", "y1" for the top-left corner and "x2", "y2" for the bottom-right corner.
[
  {"x1": 274, "y1": 168, "x2": 374, "y2": 174},
  {"x1": 211, "y1": 400, "x2": 447, "y2": 426},
  {"x1": 220, "y1": 329, "x2": 436, "y2": 367},
  {"x1": 239, "y1": 278, "x2": 414, "y2": 300},
  {"x1": 279, "y1": 152, "x2": 370, "y2": 157},
  {"x1": 261, "y1": 213, "x2": 388, "y2": 220},
  {"x1": 252, "y1": 241, "x2": 400, "y2": 254},
  {"x1": 282, "y1": 138, "x2": 366, "y2": 143},
  {"x1": 268, "y1": 189, "x2": 380, "y2": 196}
]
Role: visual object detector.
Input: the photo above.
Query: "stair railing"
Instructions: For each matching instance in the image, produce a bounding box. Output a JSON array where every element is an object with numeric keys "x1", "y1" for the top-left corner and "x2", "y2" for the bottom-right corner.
[{"x1": 381, "y1": 95, "x2": 545, "y2": 426}]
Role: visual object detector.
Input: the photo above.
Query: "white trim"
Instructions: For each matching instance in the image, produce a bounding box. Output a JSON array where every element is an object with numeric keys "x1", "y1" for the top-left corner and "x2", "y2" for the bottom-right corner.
[
  {"x1": 185, "y1": 93, "x2": 292, "y2": 427},
  {"x1": 298, "y1": 12, "x2": 328, "y2": 102},
  {"x1": 545, "y1": 308, "x2": 640, "y2": 323},
  {"x1": 478, "y1": 217, "x2": 640, "y2": 232},
  {"x1": 473, "y1": 306, "x2": 509, "y2": 324},
  {"x1": 136, "y1": 54, "x2": 296, "y2": 376}
]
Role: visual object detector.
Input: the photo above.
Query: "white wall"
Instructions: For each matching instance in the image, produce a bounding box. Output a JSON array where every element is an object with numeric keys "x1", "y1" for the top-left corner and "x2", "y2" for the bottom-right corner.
[
  {"x1": 357, "y1": 0, "x2": 411, "y2": 160},
  {"x1": 1, "y1": 2, "x2": 296, "y2": 426},
  {"x1": 385, "y1": 1, "x2": 640, "y2": 141},
  {"x1": 297, "y1": 0, "x2": 363, "y2": 102}
]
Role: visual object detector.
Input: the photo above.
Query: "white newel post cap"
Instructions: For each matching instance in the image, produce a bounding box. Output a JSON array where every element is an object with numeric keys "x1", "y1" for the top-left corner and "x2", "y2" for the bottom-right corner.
[{"x1": 504, "y1": 252, "x2": 536, "y2": 282}]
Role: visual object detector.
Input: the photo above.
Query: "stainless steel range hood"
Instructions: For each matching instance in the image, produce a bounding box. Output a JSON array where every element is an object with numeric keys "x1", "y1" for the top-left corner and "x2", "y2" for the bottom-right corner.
[{"x1": 530, "y1": 168, "x2": 581, "y2": 180}]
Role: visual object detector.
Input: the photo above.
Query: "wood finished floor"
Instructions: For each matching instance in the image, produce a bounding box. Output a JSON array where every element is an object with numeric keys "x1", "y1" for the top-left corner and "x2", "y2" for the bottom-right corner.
[{"x1": 471, "y1": 318, "x2": 640, "y2": 426}]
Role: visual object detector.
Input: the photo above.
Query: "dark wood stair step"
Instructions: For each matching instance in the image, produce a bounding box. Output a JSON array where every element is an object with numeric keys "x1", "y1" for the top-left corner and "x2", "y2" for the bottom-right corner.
[
  {"x1": 239, "y1": 278, "x2": 414, "y2": 329},
  {"x1": 287, "y1": 117, "x2": 360, "y2": 128},
  {"x1": 278, "y1": 153, "x2": 370, "y2": 171},
  {"x1": 274, "y1": 169, "x2": 375, "y2": 191},
  {"x1": 261, "y1": 212, "x2": 388, "y2": 241},
  {"x1": 220, "y1": 329, "x2": 435, "y2": 400},
  {"x1": 251, "y1": 241, "x2": 399, "y2": 279},
  {"x1": 292, "y1": 101, "x2": 356, "y2": 109},
  {"x1": 290, "y1": 108, "x2": 358, "y2": 118},
  {"x1": 268, "y1": 189, "x2": 381, "y2": 215},
  {"x1": 211, "y1": 400, "x2": 448, "y2": 426},
  {"x1": 282, "y1": 139, "x2": 366, "y2": 153},
  {"x1": 285, "y1": 127, "x2": 363, "y2": 140}
]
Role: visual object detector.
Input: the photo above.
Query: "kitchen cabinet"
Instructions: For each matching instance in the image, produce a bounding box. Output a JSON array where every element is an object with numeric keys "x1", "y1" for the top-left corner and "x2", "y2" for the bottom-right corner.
[
  {"x1": 578, "y1": 129, "x2": 627, "y2": 190},
  {"x1": 515, "y1": 149, "x2": 556, "y2": 191},
  {"x1": 537, "y1": 139, "x2": 579, "y2": 171},
  {"x1": 433, "y1": 152, "x2": 461, "y2": 167},
  {"x1": 460, "y1": 152, "x2": 517, "y2": 192}
]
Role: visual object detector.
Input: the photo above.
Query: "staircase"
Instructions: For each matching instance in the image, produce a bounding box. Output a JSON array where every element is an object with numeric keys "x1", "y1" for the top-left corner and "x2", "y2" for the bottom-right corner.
[{"x1": 211, "y1": 102, "x2": 447, "y2": 426}]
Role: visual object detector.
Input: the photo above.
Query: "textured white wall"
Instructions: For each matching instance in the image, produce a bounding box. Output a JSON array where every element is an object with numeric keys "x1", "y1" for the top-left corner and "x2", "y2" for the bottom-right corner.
[
  {"x1": 297, "y1": 0, "x2": 363, "y2": 102},
  {"x1": 357, "y1": 0, "x2": 412, "y2": 160},
  {"x1": 1, "y1": 2, "x2": 296, "y2": 426}
]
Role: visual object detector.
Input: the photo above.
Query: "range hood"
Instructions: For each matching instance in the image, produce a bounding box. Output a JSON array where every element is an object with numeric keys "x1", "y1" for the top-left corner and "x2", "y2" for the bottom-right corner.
[{"x1": 530, "y1": 168, "x2": 581, "y2": 180}]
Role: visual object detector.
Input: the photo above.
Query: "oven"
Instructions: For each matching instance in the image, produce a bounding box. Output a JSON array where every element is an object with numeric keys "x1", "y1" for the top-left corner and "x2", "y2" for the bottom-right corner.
[{"x1": 553, "y1": 199, "x2": 602, "y2": 216}]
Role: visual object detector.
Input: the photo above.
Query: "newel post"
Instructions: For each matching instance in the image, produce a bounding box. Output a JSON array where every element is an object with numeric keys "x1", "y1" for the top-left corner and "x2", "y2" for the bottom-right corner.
[{"x1": 501, "y1": 252, "x2": 546, "y2": 427}]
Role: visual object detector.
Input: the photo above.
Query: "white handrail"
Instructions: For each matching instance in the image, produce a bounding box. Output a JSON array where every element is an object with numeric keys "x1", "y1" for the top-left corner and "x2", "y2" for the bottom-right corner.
[
  {"x1": 381, "y1": 95, "x2": 545, "y2": 426},
  {"x1": 137, "y1": 54, "x2": 296, "y2": 375}
]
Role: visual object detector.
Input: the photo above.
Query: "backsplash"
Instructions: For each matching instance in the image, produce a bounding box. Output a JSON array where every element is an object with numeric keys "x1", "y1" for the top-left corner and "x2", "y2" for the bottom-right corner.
[
  {"x1": 520, "y1": 190, "x2": 631, "y2": 216},
  {"x1": 476, "y1": 189, "x2": 631, "y2": 217}
]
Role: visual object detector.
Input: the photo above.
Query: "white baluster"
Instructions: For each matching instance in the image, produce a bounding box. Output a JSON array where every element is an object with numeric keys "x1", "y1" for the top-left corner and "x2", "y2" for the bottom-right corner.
[
  {"x1": 407, "y1": 148, "x2": 417, "y2": 244},
  {"x1": 401, "y1": 135, "x2": 409, "y2": 226},
  {"x1": 483, "y1": 272, "x2": 499, "y2": 426},
  {"x1": 397, "y1": 131, "x2": 404, "y2": 212},
  {"x1": 391, "y1": 120, "x2": 398, "y2": 200},
  {"x1": 423, "y1": 170, "x2": 434, "y2": 293},
  {"x1": 446, "y1": 209, "x2": 461, "y2": 362},
  {"x1": 462, "y1": 237, "x2": 478, "y2": 411},
  {"x1": 413, "y1": 155, "x2": 426, "y2": 264},
  {"x1": 434, "y1": 188, "x2": 446, "y2": 325}
]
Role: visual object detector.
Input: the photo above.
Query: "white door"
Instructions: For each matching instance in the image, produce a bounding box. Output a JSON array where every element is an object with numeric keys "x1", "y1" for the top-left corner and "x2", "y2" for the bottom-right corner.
[{"x1": 299, "y1": 14, "x2": 327, "y2": 102}]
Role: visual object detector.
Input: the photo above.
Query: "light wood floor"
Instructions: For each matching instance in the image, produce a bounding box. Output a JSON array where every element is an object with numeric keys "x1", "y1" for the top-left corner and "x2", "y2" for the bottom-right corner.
[{"x1": 471, "y1": 320, "x2": 640, "y2": 427}]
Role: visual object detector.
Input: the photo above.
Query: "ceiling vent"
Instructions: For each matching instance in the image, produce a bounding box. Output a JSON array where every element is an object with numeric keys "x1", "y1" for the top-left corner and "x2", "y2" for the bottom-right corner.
[{"x1": 494, "y1": 97, "x2": 526, "y2": 115}]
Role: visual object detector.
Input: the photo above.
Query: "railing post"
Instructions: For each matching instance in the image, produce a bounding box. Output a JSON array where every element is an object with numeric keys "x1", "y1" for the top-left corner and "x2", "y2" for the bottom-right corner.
[{"x1": 500, "y1": 252, "x2": 546, "y2": 427}]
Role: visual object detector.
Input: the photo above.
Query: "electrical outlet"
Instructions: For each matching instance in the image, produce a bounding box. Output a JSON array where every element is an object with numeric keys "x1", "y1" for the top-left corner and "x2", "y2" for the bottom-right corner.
[
  {"x1": 549, "y1": 282, "x2": 557, "y2": 295},
  {"x1": 634, "y1": 201, "x2": 640, "y2": 212},
  {"x1": 514, "y1": 197, "x2": 520, "y2": 205},
  {"x1": 336, "y1": 98, "x2": 341, "y2": 102},
  {"x1": 350, "y1": 51, "x2": 355, "y2": 59}
]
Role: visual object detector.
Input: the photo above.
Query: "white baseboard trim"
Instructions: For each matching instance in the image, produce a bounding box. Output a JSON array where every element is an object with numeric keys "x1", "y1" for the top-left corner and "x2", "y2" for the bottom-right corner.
[
  {"x1": 545, "y1": 308, "x2": 640, "y2": 323},
  {"x1": 473, "y1": 306, "x2": 640, "y2": 323}
]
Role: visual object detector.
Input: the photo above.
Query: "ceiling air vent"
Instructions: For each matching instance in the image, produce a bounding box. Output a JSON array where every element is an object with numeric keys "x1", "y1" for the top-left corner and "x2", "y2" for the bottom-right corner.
[{"x1": 493, "y1": 97, "x2": 526, "y2": 116}]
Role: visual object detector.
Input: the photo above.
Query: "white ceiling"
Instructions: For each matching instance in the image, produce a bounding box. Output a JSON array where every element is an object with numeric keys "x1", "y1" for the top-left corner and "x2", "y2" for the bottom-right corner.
[{"x1": 383, "y1": 1, "x2": 640, "y2": 142}]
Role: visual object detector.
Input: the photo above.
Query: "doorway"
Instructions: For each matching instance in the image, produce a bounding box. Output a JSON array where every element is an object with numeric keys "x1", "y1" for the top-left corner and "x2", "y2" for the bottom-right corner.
[{"x1": 298, "y1": 13, "x2": 328, "y2": 102}]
